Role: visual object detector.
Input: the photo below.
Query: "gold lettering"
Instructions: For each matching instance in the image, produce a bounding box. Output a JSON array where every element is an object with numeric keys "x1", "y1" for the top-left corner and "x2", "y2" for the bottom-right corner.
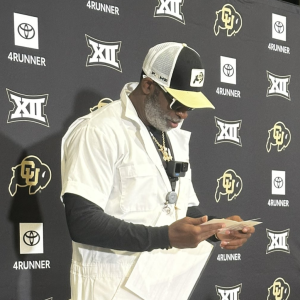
[
  {"x1": 273, "y1": 124, "x2": 284, "y2": 145},
  {"x1": 21, "y1": 160, "x2": 40, "y2": 186},
  {"x1": 222, "y1": 7, "x2": 235, "y2": 30},
  {"x1": 223, "y1": 173, "x2": 235, "y2": 194},
  {"x1": 273, "y1": 281, "x2": 283, "y2": 300}
]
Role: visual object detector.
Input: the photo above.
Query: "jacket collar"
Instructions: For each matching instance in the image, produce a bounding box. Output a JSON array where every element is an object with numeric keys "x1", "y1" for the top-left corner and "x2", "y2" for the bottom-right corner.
[{"x1": 120, "y1": 82, "x2": 191, "y2": 192}]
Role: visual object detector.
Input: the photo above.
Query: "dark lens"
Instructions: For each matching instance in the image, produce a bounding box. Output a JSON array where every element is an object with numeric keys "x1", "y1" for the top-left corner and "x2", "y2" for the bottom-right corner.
[
  {"x1": 171, "y1": 100, "x2": 193, "y2": 111},
  {"x1": 159, "y1": 84, "x2": 194, "y2": 111},
  {"x1": 181, "y1": 162, "x2": 189, "y2": 172}
]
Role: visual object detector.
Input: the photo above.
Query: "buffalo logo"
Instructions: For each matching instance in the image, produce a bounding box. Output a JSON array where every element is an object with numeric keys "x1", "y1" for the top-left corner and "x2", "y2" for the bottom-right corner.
[
  {"x1": 85, "y1": 35, "x2": 122, "y2": 72},
  {"x1": 215, "y1": 117, "x2": 242, "y2": 146},
  {"x1": 214, "y1": 4, "x2": 242, "y2": 37},
  {"x1": 190, "y1": 69, "x2": 204, "y2": 87},
  {"x1": 215, "y1": 169, "x2": 243, "y2": 202},
  {"x1": 9, "y1": 156, "x2": 51, "y2": 196},
  {"x1": 266, "y1": 122, "x2": 291, "y2": 152},
  {"x1": 267, "y1": 71, "x2": 291, "y2": 101},
  {"x1": 267, "y1": 278, "x2": 290, "y2": 300},
  {"x1": 216, "y1": 284, "x2": 242, "y2": 300},
  {"x1": 193, "y1": 72, "x2": 203, "y2": 83},
  {"x1": 266, "y1": 229, "x2": 290, "y2": 254},
  {"x1": 154, "y1": 0, "x2": 185, "y2": 24}
]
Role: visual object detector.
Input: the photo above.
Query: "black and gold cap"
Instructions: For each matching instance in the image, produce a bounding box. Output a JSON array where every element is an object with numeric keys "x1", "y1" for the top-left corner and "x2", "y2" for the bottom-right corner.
[{"x1": 142, "y1": 42, "x2": 214, "y2": 109}]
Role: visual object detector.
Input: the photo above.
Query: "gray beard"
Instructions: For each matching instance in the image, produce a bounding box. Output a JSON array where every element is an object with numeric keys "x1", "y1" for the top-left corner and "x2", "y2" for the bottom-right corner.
[{"x1": 144, "y1": 88, "x2": 181, "y2": 132}]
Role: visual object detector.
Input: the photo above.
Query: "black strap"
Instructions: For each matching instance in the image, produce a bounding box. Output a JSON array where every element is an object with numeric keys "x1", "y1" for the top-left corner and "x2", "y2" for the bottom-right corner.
[{"x1": 165, "y1": 132, "x2": 178, "y2": 192}]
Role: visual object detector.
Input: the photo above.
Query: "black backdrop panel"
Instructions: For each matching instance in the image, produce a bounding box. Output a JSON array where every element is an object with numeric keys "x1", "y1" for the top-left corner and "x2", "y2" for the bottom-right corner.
[{"x1": 0, "y1": 0, "x2": 299, "y2": 299}]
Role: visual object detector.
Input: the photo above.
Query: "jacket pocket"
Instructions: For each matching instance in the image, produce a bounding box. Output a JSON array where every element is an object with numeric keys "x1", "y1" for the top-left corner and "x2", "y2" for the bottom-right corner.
[{"x1": 119, "y1": 164, "x2": 158, "y2": 212}]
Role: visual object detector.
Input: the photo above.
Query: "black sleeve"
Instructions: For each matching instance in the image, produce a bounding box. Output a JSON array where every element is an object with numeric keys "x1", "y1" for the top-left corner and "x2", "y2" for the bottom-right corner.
[
  {"x1": 187, "y1": 206, "x2": 205, "y2": 218},
  {"x1": 187, "y1": 206, "x2": 220, "y2": 243},
  {"x1": 63, "y1": 193, "x2": 170, "y2": 252}
]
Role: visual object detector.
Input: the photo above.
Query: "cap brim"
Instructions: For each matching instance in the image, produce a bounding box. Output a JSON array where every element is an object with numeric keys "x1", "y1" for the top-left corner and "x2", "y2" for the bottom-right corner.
[{"x1": 165, "y1": 87, "x2": 215, "y2": 109}]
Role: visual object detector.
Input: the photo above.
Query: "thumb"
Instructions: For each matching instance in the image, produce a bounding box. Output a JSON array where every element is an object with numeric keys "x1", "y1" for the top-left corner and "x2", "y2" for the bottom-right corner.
[{"x1": 190, "y1": 215, "x2": 208, "y2": 225}]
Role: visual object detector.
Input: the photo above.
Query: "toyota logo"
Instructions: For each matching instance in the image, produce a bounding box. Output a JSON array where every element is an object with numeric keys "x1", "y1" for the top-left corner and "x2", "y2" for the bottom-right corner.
[
  {"x1": 273, "y1": 177, "x2": 284, "y2": 189},
  {"x1": 223, "y1": 64, "x2": 234, "y2": 77},
  {"x1": 18, "y1": 23, "x2": 35, "y2": 39},
  {"x1": 274, "y1": 21, "x2": 284, "y2": 34},
  {"x1": 23, "y1": 230, "x2": 40, "y2": 246}
]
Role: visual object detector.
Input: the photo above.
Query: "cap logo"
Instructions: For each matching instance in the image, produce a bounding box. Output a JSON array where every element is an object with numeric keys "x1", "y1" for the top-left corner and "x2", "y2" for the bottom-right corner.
[
  {"x1": 151, "y1": 71, "x2": 168, "y2": 83},
  {"x1": 190, "y1": 69, "x2": 205, "y2": 87}
]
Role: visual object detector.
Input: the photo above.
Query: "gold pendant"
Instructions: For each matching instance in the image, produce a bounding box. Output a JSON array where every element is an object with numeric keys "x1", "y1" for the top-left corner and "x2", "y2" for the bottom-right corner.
[
  {"x1": 150, "y1": 131, "x2": 173, "y2": 162},
  {"x1": 163, "y1": 151, "x2": 172, "y2": 162},
  {"x1": 160, "y1": 147, "x2": 172, "y2": 162}
]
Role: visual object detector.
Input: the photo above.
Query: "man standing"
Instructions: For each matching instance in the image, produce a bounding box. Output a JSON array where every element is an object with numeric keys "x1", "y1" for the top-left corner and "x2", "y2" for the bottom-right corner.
[{"x1": 61, "y1": 42, "x2": 254, "y2": 299}]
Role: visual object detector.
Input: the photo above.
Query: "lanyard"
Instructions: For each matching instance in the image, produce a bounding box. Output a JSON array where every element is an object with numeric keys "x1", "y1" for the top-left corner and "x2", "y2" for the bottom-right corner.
[{"x1": 147, "y1": 127, "x2": 178, "y2": 211}]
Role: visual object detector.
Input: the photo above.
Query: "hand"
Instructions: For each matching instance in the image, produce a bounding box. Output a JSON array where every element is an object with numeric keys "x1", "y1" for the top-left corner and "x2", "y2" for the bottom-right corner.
[
  {"x1": 216, "y1": 215, "x2": 255, "y2": 250},
  {"x1": 168, "y1": 216, "x2": 225, "y2": 249}
]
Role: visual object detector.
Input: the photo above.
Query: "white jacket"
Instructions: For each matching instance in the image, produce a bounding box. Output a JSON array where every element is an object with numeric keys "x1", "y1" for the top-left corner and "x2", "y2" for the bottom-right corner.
[{"x1": 61, "y1": 83, "x2": 199, "y2": 300}]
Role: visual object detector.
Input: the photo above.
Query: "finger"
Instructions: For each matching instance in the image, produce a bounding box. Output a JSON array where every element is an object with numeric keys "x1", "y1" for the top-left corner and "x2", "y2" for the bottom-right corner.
[
  {"x1": 201, "y1": 224, "x2": 225, "y2": 235},
  {"x1": 202, "y1": 215, "x2": 208, "y2": 223},
  {"x1": 200, "y1": 219, "x2": 226, "y2": 229},
  {"x1": 193, "y1": 227, "x2": 225, "y2": 243},
  {"x1": 220, "y1": 238, "x2": 248, "y2": 249},
  {"x1": 242, "y1": 226, "x2": 255, "y2": 234},
  {"x1": 188, "y1": 216, "x2": 208, "y2": 225},
  {"x1": 202, "y1": 231, "x2": 225, "y2": 243},
  {"x1": 228, "y1": 231, "x2": 252, "y2": 239},
  {"x1": 221, "y1": 242, "x2": 246, "y2": 250},
  {"x1": 226, "y1": 215, "x2": 243, "y2": 222},
  {"x1": 192, "y1": 217, "x2": 225, "y2": 231},
  {"x1": 185, "y1": 216, "x2": 208, "y2": 225}
]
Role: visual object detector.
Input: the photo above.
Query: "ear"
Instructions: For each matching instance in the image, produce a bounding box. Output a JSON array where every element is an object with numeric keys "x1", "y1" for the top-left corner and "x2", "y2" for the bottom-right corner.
[{"x1": 140, "y1": 77, "x2": 155, "y2": 95}]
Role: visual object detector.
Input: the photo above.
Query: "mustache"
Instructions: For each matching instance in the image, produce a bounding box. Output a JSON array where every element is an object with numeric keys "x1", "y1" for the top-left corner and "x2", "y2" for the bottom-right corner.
[{"x1": 168, "y1": 117, "x2": 182, "y2": 123}]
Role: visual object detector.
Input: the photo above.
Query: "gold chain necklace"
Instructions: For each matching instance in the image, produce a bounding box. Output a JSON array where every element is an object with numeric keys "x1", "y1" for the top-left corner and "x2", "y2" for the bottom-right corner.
[{"x1": 150, "y1": 131, "x2": 173, "y2": 162}]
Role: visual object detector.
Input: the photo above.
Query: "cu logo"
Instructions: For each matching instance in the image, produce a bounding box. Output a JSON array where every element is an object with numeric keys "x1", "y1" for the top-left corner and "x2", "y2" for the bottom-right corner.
[
  {"x1": 223, "y1": 64, "x2": 234, "y2": 77},
  {"x1": 23, "y1": 230, "x2": 40, "y2": 246},
  {"x1": 274, "y1": 21, "x2": 284, "y2": 34},
  {"x1": 214, "y1": 4, "x2": 242, "y2": 37},
  {"x1": 215, "y1": 169, "x2": 243, "y2": 202},
  {"x1": 18, "y1": 23, "x2": 35, "y2": 39},
  {"x1": 266, "y1": 122, "x2": 291, "y2": 153},
  {"x1": 8, "y1": 155, "x2": 52, "y2": 197}
]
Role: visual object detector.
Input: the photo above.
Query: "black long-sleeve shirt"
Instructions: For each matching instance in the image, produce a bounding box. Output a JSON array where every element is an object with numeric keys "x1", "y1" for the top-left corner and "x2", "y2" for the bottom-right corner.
[{"x1": 63, "y1": 193, "x2": 218, "y2": 252}]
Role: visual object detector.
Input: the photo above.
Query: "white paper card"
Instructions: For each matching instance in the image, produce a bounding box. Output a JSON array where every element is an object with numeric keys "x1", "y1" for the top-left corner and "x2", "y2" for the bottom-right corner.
[
  {"x1": 125, "y1": 240, "x2": 214, "y2": 300},
  {"x1": 201, "y1": 218, "x2": 262, "y2": 234}
]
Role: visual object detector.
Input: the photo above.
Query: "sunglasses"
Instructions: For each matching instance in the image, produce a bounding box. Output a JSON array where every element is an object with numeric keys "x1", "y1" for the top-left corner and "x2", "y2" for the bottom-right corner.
[{"x1": 157, "y1": 84, "x2": 194, "y2": 112}]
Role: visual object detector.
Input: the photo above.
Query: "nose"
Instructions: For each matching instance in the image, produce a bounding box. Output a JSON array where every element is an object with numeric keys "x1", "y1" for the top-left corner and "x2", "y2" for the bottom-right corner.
[{"x1": 175, "y1": 109, "x2": 188, "y2": 120}]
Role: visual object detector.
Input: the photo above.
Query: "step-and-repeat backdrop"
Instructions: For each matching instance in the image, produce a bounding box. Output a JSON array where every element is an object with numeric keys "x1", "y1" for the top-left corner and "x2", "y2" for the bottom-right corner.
[{"x1": 1, "y1": 0, "x2": 299, "y2": 299}]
